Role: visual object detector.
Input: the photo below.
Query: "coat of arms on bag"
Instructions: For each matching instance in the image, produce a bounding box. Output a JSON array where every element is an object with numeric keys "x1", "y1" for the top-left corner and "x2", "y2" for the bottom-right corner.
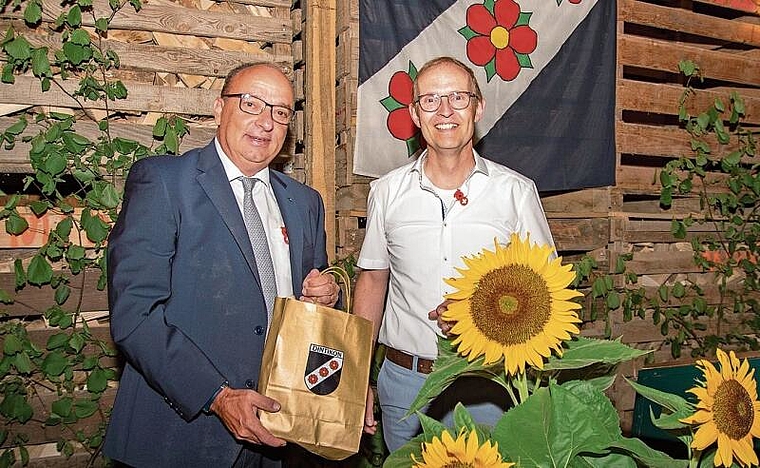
[{"x1": 304, "y1": 343, "x2": 344, "y2": 395}]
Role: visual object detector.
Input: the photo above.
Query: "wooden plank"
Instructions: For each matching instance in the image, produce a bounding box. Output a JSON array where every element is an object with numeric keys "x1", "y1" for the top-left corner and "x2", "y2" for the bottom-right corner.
[
  {"x1": 549, "y1": 218, "x2": 609, "y2": 252},
  {"x1": 694, "y1": 0, "x2": 760, "y2": 14},
  {"x1": 0, "y1": 76, "x2": 218, "y2": 116},
  {"x1": 0, "y1": 116, "x2": 215, "y2": 172},
  {"x1": 617, "y1": 122, "x2": 751, "y2": 162},
  {"x1": 1, "y1": 20, "x2": 293, "y2": 78},
  {"x1": 336, "y1": 23, "x2": 359, "y2": 80},
  {"x1": 620, "y1": 0, "x2": 760, "y2": 48},
  {"x1": 541, "y1": 188, "x2": 611, "y2": 215},
  {"x1": 616, "y1": 164, "x2": 729, "y2": 194},
  {"x1": 0, "y1": 269, "x2": 108, "y2": 317},
  {"x1": 304, "y1": 0, "x2": 336, "y2": 260},
  {"x1": 619, "y1": 34, "x2": 760, "y2": 87},
  {"x1": 335, "y1": 77, "x2": 357, "y2": 133},
  {"x1": 617, "y1": 79, "x2": 760, "y2": 125},
  {"x1": 11, "y1": 0, "x2": 293, "y2": 43},
  {"x1": 625, "y1": 250, "x2": 704, "y2": 274}
]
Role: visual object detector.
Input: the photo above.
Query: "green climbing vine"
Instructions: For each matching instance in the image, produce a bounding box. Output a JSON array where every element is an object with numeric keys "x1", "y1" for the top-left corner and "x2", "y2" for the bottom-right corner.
[
  {"x1": 0, "y1": 0, "x2": 187, "y2": 464},
  {"x1": 575, "y1": 60, "x2": 758, "y2": 360}
]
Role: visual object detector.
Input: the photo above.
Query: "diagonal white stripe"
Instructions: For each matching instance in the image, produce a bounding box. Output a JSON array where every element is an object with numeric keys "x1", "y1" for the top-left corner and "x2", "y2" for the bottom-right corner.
[{"x1": 354, "y1": 0, "x2": 599, "y2": 178}]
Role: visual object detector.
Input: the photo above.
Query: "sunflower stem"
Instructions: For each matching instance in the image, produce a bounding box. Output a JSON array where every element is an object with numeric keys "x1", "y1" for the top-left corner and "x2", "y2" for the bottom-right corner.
[{"x1": 515, "y1": 371, "x2": 529, "y2": 403}]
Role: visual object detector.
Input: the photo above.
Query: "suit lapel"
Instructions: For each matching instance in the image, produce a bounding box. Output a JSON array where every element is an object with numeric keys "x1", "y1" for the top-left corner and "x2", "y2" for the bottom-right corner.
[
  {"x1": 195, "y1": 142, "x2": 263, "y2": 289},
  {"x1": 271, "y1": 172, "x2": 304, "y2": 294}
]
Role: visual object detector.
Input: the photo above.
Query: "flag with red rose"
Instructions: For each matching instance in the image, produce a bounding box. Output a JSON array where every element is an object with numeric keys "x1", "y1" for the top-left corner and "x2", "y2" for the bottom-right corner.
[{"x1": 354, "y1": 0, "x2": 616, "y2": 192}]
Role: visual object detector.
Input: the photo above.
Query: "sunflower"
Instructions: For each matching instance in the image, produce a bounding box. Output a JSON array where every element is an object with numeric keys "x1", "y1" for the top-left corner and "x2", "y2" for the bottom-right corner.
[
  {"x1": 680, "y1": 349, "x2": 760, "y2": 468},
  {"x1": 442, "y1": 233, "x2": 583, "y2": 375},
  {"x1": 411, "y1": 428, "x2": 513, "y2": 467}
]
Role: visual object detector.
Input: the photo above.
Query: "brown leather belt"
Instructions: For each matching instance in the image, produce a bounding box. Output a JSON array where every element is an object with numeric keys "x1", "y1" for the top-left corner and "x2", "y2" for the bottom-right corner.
[{"x1": 385, "y1": 347, "x2": 434, "y2": 374}]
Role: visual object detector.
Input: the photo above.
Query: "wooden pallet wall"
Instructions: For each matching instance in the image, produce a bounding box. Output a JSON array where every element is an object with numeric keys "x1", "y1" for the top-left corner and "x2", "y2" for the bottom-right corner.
[
  {"x1": 334, "y1": 0, "x2": 760, "y2": 433},
  {"x1": 0, "y1": 0, "x2": 295, "y2": 463}
]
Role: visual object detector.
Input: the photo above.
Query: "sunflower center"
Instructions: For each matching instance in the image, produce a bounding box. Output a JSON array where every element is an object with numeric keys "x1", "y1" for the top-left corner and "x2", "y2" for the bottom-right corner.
[
  {"x1": 470, "y1": 264, "x2": 551, "y2": 346},
  {"x1": 490, "y1": 26, "x2": 510, "y2": 49},
  {"x1": 498, "y1": 295, "x2": 518, "y2": 315},
  {"x1": 713, "y1": 378, "x2": 754, "y2": 440}
]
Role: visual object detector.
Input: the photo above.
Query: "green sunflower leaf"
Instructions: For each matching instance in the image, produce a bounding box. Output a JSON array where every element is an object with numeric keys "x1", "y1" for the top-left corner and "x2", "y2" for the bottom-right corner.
[{"x1": 543, "y1": 337, "x2": 651, "y2": 370}]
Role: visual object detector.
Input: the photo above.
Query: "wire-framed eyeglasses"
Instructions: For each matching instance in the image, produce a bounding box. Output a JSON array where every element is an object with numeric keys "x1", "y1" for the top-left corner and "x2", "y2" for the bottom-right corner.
[
  {"x1": 414, "y1": 91, "x2": 478, "y2": 112},
  {"x1": 221, "y1": 93, "x2": 294, "y2": 125}
]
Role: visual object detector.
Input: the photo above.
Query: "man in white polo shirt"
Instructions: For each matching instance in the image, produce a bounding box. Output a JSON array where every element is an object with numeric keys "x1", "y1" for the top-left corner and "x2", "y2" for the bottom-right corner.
[{"x1": 353, "y1": 56, "x2": 555, "y2": 452}]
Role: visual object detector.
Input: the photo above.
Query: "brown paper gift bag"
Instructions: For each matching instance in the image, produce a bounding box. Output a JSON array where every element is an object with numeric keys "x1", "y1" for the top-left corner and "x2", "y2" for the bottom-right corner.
[{"x1": 258, "y1": 267, "x2": 373, "y2": 460}]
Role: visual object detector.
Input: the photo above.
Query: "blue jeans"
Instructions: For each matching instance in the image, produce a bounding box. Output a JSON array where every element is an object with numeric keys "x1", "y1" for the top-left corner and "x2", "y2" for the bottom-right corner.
[{"x1": 376, "y1": 358, "x2": 510, "y2": 452}]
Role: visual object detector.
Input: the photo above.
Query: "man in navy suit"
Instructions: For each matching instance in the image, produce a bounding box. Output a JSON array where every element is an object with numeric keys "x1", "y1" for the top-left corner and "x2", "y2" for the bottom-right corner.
[{"x1": 103, "y1": 63, "x2": 339, "y2": 467}]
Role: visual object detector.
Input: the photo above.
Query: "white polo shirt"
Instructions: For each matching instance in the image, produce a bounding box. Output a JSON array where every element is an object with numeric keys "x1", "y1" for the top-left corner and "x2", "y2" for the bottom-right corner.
[{"x1": 357, "y1": 150, "x2": 555, "y2": 359}]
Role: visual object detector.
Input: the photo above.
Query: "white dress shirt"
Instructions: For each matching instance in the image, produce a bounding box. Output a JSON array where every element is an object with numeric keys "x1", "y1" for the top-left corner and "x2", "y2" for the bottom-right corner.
[
  {"x1": 215, "y1": 139, "x2": 294, "y2": 299},
  {"x1": 357, "y1": 150, "x2": 555, "y2": 359}
]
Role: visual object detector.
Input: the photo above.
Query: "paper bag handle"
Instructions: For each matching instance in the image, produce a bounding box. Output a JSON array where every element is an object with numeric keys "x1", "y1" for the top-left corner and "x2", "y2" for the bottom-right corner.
[{"x1": 320, "y1": 266, "x2": 351, "y2": 314}]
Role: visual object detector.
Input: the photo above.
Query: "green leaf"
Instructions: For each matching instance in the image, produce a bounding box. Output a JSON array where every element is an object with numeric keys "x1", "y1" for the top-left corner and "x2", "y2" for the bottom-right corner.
[
  {"x1": 23, "y1": 1, "x2": 42, "y2": 24},
  {"x1": 94, "y1": 17, "x2": 108, "y2": 33},
  {"x1": 29, "y1": 200, "x2": 49, "y2": 215},
  {"x1": 44, "y1": 152, "x2": 67, "y2": 175},
  {"x1": 30, "y1": 47, "x2": 50, "y2": 77},
  {"x1": 51, "y1": 397, "x2": 73, "y2": 417},
  {"x1": 46, "y1": 332, "x2": 69, "y2": 350},
  {"x1": 672, "y1": 282, "x2": 686, "y2": 299},
  {"x1": 69, "y1": 332, "x2": 84, "y2": 353},
  {"x1": 484, "y1": 60, "x2": 496, "y2": 83},
  {"x1": 67, "y1": 6, "x2": 82, "y2": 27},
  {"x1": 543, "y1": 337, "x2": 652, "y2": 371},
  {"x1": 87, "y1": 367, "x2": 108, "y2": 393},
  {"x1": 625, "y1": 377, "x2": 693, "y2": 414},
  {"x1": 0, "y1": 393, "x2": 33, "y2": 423},
  {"x1": 14, "y1": 258, "x2": 26, "y2": 288},
  {"x1": 62, "y1": 41, "x2": 91, "y2": 65},
  {"x1": 3, "y1": 117, "x2": 27, "y2": 136},
  {"x1": 55, "y1": 216, "x2": 73, "y2": 239},
  {"x1": 4, "y1": 36, "x2": 32, "y2": 61},
  {"x1": 81, "y1": 355, "x2": 98, "y2": 370},
  {"x1": 81, "y1": 209, "x2": 108, "y2": 243},
  {"x1": 27, "y1": 255, "x2": 53, "y2": 285},
  {"x1": 0, "y1": 288, "x2": 13, "y2": 303},
  {"x1": 41, "y1": 350, "x2": 68, "y2": 376},
  {"x1": 605, "y1": 292, "x2": 620, "y2": 310},
  {"x1": 100, "y1": 182, "x2": 120, "y2": 208},
  {"x1": 165, "y1": 127, "x2": 179, "y2": 154},
  {"x1": 73, "y1": 399, "x2": 98, "y2": 418},
  {"x1": 607, "y1": 438, "x2": 685, "y2": 468},
  {"x1": 13, "y1": 351, "x2": 32, "y2": 373},
  {"x1": 3, "y1": 335, "x2": 22, "y2": 355},
  {"x1": 407, "y1": 337, "x2": 506, "y2": 416},
  {"x1": 5, "y1": 211, "x2": 28, "y2": 235},
  {"x1": 54, "y1": 283, "x2": 70, "y2": 305},
  {"x1": 492, "y1": 384, "x2": 614, "y2": 465}
]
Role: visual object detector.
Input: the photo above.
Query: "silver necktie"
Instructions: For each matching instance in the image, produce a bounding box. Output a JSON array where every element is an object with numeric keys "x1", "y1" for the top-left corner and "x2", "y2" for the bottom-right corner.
[{"x1": 241, "y1": 177, "x2": 277, "y2": 325}]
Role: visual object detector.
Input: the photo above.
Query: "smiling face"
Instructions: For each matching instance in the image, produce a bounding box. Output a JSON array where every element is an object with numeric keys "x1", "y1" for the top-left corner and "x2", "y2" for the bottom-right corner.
[
  {"x1": 214, "y1": 64, "x2": 294, "y2": 176},
  {"x1": 409, "y1": 61, "x2": 484, "y2": 160}
]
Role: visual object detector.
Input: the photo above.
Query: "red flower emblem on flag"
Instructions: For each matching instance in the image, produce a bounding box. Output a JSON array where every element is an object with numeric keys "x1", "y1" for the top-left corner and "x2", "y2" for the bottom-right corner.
[
  {"x1": 380, "y1": 61, "x2": 426, "y2": 158},
  {"x1": 459, "y1": 0, "x2": 538, "y2": 82}
]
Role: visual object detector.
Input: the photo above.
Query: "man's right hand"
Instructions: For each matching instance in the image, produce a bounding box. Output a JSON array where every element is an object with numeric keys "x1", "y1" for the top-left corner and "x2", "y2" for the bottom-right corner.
[
  {"x1": 363, "y1": 386, "x2": 378, "y2": 435},
  {"x1": 210, "y1": 386, "x2": 287, "y2": 447}
]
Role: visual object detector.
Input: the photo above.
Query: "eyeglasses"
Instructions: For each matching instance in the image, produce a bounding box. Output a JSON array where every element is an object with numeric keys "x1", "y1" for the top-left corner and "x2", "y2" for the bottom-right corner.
[
  {"x1": 414, "y1": 91, "x2": 478, "y2": 112},
  {"x1": 221, "y1": 93, "x2": 294, "y2": 125}
]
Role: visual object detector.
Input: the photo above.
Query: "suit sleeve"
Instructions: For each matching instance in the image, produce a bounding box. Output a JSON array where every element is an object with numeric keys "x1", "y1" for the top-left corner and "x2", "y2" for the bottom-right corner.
[{"x1": 107, "y1": 159, "x2": 225, "y2": 419}]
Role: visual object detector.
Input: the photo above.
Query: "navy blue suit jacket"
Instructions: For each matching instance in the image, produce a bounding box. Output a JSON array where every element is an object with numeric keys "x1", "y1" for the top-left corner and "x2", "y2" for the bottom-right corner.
[{"x1": 103, "y1": 142, "x2": 329, "y2": 467}]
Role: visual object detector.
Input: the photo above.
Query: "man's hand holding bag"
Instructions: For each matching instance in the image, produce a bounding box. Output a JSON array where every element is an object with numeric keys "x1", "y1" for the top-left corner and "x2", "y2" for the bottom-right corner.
[{"x1": 257, "y1": 267, "x2": 373, "y2": 460}]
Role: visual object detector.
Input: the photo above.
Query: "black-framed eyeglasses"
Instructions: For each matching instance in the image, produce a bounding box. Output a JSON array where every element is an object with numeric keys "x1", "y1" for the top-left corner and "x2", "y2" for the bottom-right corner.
[
  {"x1": 414, "y1": 91, "x2": 478, "y2": 112},
  {"x1": 221, "y1": 93, "x2": 294, "y2": 125}
]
